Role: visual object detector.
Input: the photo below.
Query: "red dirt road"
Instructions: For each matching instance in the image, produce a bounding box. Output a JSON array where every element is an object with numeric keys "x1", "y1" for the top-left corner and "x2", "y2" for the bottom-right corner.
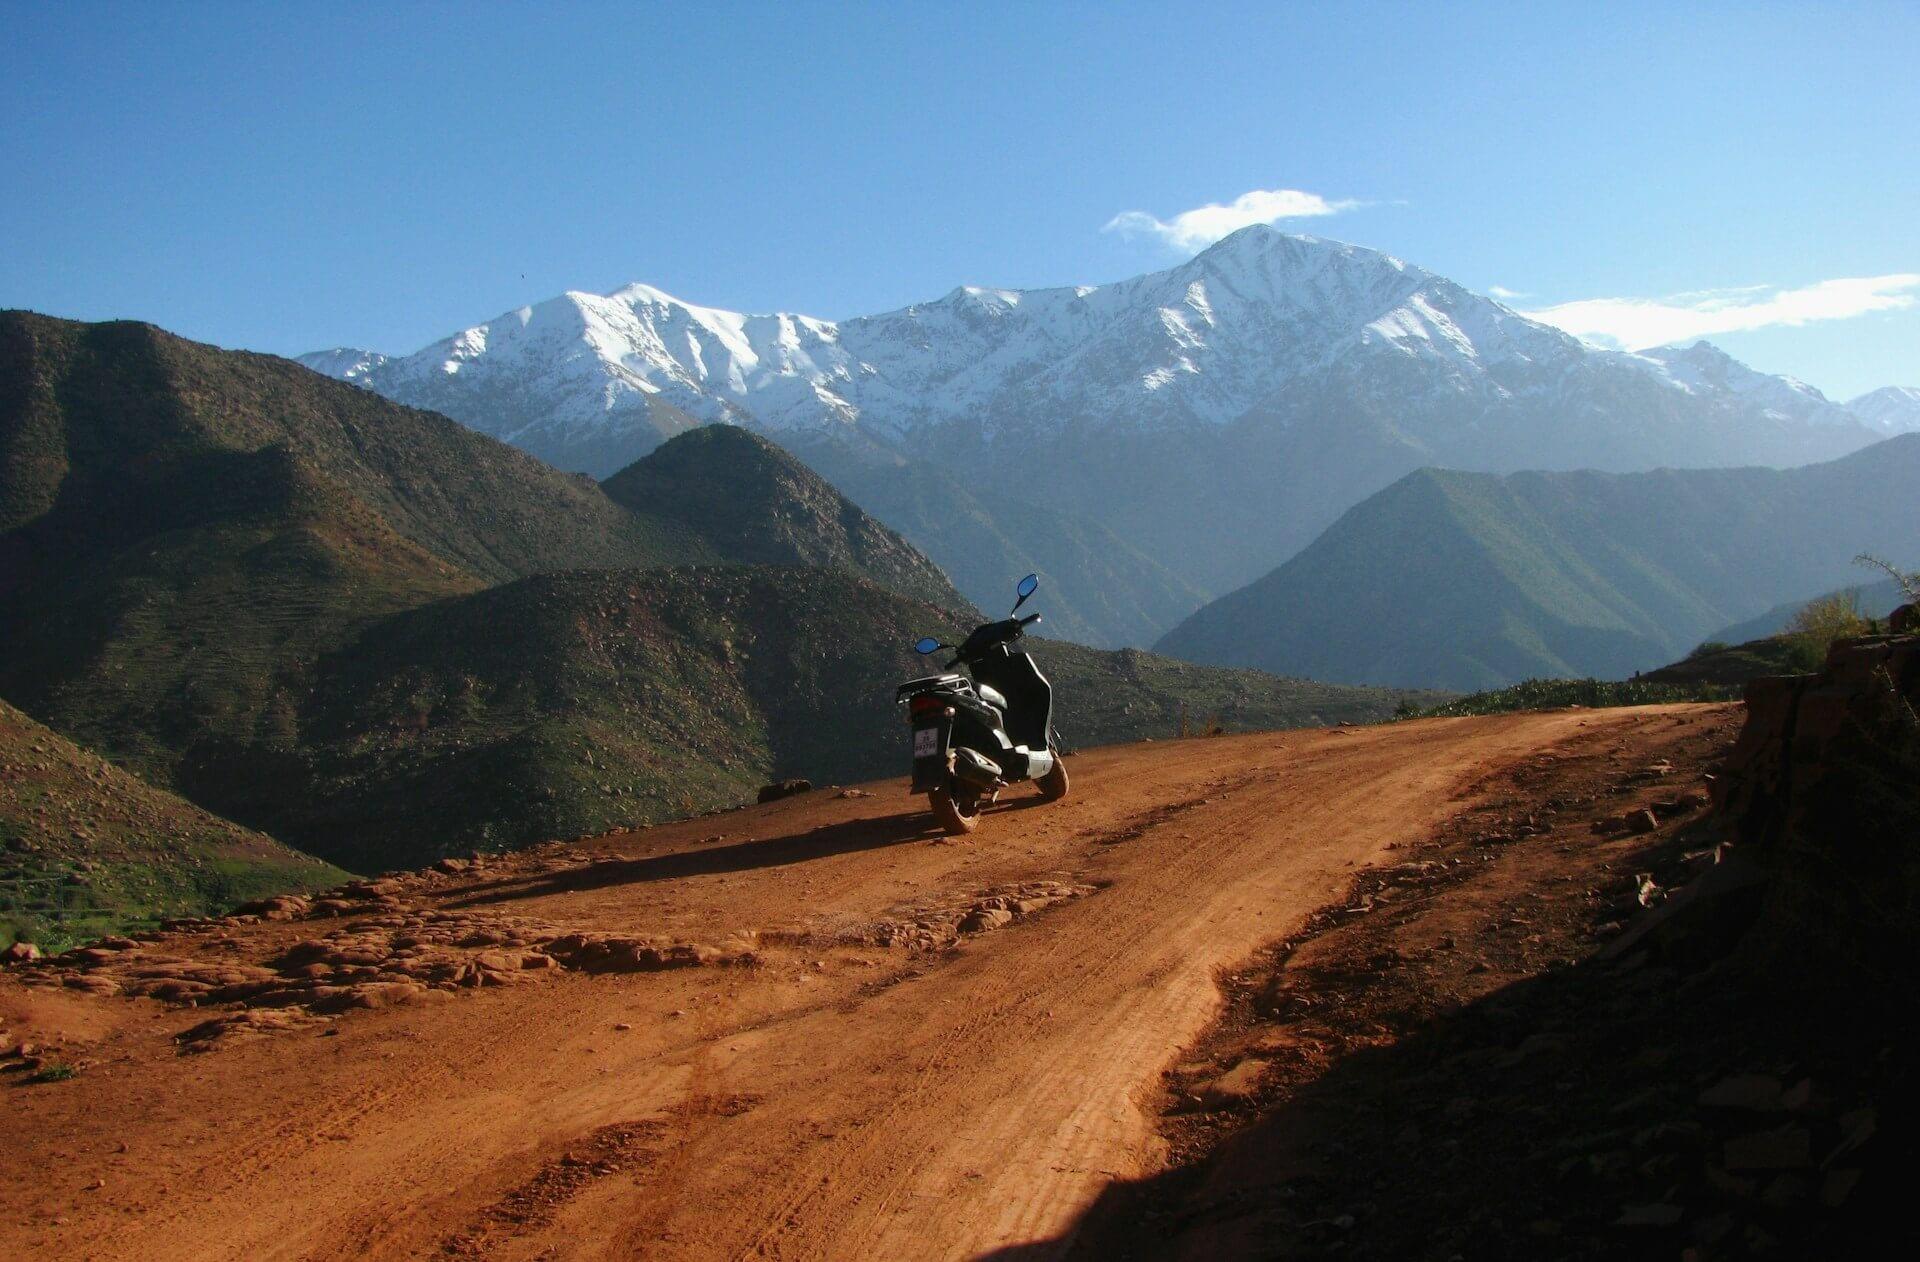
[{"x1": 0, "y1": 707, "x2": 1725, "y2": 1260}]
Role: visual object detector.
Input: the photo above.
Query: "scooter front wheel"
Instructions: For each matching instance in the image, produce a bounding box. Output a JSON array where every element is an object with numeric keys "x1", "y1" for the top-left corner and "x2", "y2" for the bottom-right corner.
[
  {"x1": 928, "y1": 787, "x2": 981, "y2": 835},
  {"x1": 1036, "y1": 757, "x2": 1070, "y2": 802}
]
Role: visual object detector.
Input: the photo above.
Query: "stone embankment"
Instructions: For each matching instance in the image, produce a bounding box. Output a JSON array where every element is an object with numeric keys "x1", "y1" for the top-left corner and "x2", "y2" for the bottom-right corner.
[{"x1": 1713, "y1": 627, "x2": 1918, "y2": 849}]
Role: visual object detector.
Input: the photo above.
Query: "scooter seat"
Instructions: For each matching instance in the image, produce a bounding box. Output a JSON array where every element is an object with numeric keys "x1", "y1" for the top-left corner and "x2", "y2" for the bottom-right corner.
[
  {"x1": 896, "y1": 674, "x2": 968, "y2": 701},
  {"x1": 974, "y1": 683, "x2": 1009, "y2": 711}
]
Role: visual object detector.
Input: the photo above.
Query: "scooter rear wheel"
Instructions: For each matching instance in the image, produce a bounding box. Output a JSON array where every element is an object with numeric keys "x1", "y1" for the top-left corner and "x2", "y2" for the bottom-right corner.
[
  {"x1": 1036, "y1": 757, "x2": 1070, "y2": 802},
  {"x1": 929, "y1": 787, "x2": 981, "y2": 835}
]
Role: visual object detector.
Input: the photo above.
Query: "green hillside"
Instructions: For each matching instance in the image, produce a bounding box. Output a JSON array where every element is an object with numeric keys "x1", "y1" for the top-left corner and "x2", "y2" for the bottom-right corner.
[
  {"x1": 1155, "y1": 436, "x2": 1920, "y2": 690},
  {"x1": 1, "y1": 699, "x2": 347, "y2": 951},
  {"x1": 0, "y1": 311, "x2": 687, "y2": 787}
]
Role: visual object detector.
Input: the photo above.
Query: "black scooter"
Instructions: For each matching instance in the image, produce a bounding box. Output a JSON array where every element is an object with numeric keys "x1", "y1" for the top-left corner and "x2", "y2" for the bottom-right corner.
[{"x1": 895, "y1": 573, "x2": 1069, "y2": 834}]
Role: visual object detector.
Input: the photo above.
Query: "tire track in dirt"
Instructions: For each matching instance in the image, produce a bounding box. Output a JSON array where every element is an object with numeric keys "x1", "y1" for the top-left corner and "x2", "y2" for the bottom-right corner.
[
  {"x1": 595, "y1": 716, "x2": 1620, "y2": 1260},
  {"x1": 440, "y1": 1119, "x2": 673, "y2": 1258}
]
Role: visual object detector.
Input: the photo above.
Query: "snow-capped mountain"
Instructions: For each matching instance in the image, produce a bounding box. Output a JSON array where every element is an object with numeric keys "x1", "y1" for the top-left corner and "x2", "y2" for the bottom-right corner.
[
  {"x1": 304, "y1": 228, "x2": 1897, "y2": 466},
  {"x1": 301, "y1": 226, "x2": 1909, "y2": 603},
  {"x1": 297, "y1": 347, "x2": 392, "y2": 381},
  {"x1": 1631, "y1": 341, "x2": 1853, "y2": 428},
  {"x1": 1848, "y1": 385, "x2": 1920, "y2": 435},
  {"x1": 302, "y1": 232, "x2": 1544, "y2": 450}
]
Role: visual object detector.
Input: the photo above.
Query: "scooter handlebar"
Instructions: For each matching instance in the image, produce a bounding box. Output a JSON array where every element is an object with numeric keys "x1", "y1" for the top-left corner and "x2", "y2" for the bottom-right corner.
[{"x1": 945, "y1": 614, "x2": 1040, "y2": 668}]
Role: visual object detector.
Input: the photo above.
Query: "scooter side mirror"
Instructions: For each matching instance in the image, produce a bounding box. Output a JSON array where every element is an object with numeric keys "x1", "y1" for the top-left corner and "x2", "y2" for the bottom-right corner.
[
  {"x1": 1012, "y1": 573, "x2": 1039, "y2": 613},
  {"x1": 913, "y1": 637, "x2": 943, "y2": 655}
]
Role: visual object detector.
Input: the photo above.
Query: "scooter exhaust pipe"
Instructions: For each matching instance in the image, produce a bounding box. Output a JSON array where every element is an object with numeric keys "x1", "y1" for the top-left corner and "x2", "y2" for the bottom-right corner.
[{"x1": 953, "y1": 747, "x2": 1004, "y2": 789}]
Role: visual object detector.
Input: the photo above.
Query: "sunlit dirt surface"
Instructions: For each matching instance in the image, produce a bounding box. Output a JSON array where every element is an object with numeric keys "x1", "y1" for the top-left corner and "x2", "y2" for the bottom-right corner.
[{"x1": 0, "y1": 707, "x2": 1730, "y2": 1260}]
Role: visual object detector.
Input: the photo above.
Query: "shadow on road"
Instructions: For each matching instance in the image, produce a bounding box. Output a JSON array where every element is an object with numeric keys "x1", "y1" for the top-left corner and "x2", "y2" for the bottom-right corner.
[
  {"x1": 441, "y1": 791, "x2": 1054, "y2": 909},
  {"x1": 972, "y1": 933, "x2": 1904, "y2": 1262}
]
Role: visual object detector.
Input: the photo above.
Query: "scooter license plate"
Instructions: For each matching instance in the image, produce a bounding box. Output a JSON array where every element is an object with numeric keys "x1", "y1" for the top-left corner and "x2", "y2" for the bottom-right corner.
[{"x1": 912, "y1": 727, "x2": 940, "y2": 758}]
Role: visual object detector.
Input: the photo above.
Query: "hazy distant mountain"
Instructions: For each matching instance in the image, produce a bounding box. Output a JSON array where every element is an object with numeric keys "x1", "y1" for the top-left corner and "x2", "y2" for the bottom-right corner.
[
  {"x1": 1154, "y1": 435, "x2": 1920, "y2": 691},
  {"x1": 301, "y1": 226, "x2": 1910, "y2": 630},
  {"x1": 295, "y1": 346, "x2": 392, "y2": 381},
  {"x1": 772, "y1": 429, "x2": 1208, "y2": 648},
  {"x1": 1706, "y1": 576, "x2": 1910, "y2": 646},
  {"x1": 1847, "y1": 385, "x2": 1920, "y2": 435},
  {"x1": 1634, "y1": 341, "x2": 1848, "y2": 430}
]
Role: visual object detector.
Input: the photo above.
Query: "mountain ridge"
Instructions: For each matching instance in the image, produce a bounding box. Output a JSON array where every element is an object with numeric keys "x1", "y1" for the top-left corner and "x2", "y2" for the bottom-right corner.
[
  {"x1": 300, "y1": 228, "x2": 1911, "y2": 621},
  {"x1": 303, "y1": 228, "x2": 1905, "y2": 473},
  {"x1": 601, "y1": 425, "x2": 971, "y2": 613},
  {"x1": 257, "y1": 564, "x2": 1440, "y2": 870}
]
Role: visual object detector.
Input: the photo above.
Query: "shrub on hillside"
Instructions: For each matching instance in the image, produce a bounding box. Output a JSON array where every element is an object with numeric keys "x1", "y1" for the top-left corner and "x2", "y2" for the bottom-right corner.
[{"x1": 1788, "y1": 590, "x2": 1871, "y2": 669}]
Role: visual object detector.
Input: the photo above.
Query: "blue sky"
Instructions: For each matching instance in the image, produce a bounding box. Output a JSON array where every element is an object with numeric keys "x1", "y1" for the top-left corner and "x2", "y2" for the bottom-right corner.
[{"x1": 3, "y1": 1, "x2": 1915, "y2": 398}]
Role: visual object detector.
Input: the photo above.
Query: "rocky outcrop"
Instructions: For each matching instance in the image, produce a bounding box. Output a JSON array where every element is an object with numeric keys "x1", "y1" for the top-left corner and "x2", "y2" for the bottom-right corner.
[
  {"x1": 1712, "y1": 634, "x2": 1919, "y2": 848},
  {"x1": 756, "y1": 779, "x2": 813, "y2": 804},
  {"x1": 1710, "y1": 633, "x2": 1920, "y2": 978},
  {"x1": 860, "y1": 881, "x2": 1096, "y2": 953},
  {"x1": 0, "y1": 857, "x2": 759, "y2": 1050}
]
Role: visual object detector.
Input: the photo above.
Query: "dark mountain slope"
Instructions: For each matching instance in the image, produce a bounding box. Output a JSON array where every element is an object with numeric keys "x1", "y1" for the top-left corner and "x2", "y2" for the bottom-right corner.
[
  {"x1": 601, "y1": 425, "x2": 970, "y2": 613},
  {"x1": 1, "y1": 698, "x2": 348, "y2": 951},
  {"x1": 0, "y1": 312, "x2": 691, "y2": 582},
  {"x1": 239, "y1": 566, "x2": 1434, "y2": 871},
  {"x1": 1639, "y1": 637, "x2": 1811, "y2": 688},
  {"x1": 0, "y1": 312, "x2": 685, "y2": 782},
  {"x1": 0, "y1": 313, "x2": 967, "y2": 787},
  {"x1": 1156, "y1": 436, "x2": 1920, "y2": 691}
]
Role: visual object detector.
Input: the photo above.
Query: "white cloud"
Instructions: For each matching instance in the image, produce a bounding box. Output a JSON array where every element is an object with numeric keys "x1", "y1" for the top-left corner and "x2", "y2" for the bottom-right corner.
[
  {"x1": 1103, "y1": 188, "x2": 1358, "y2": 252},
  {"x1": 1487, "y1": 285, "x2": 1528, "y2": 300},
  {"x1": 1523, "y1": 274, "x2": 1920, "y2": 351}
]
